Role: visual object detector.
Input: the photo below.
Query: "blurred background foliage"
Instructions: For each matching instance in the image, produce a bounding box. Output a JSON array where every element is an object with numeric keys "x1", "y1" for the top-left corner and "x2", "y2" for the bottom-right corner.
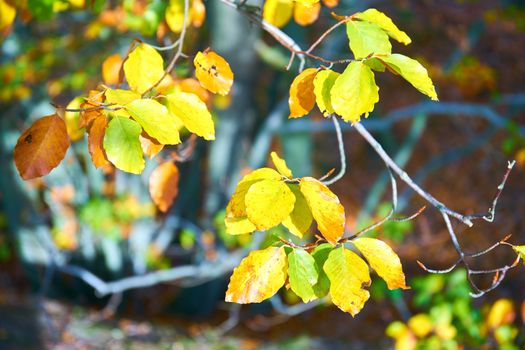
[{"x1": 1, "y1": 0, "x2": 525, "y2": 349}]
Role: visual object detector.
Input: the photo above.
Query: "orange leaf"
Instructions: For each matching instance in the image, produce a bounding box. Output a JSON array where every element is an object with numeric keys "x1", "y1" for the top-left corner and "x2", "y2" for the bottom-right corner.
[
  {"x1": 194, "y1": 50, "x2": 234, "y2": 95},
  {"x1": 294, "y1": 1, "x2": 321, "y2": 26},
  {"x1": 139, "y1": 133, "x2": 164, "y2": 158},
  {"x1": 289, "y1": 68, "x2": 317, "y2": 118},
  {"x1": 79, "y1": 90, "x2": 105, "y2": 129},
  {"x1": 14, "y1": 114, "x2": 70, "y2": 180},
  {"x1": 149, "y1": 161, "x2": 180, "y2": 212},
  {"x1": 178, "y1": 78, "x2": 211, "y2": 105},
  {"x1": 87, "y1": 115, "x2": 111, "y2": 169},
  {"x1": 191, "y1": 0, "x2": 206, "y2": 27},
  {"x1": 102, "y1": 54, "x2": 123, "y2": 85},
  {"x1": 322, "y1": 0, "x2": 339, "y2": 8}
]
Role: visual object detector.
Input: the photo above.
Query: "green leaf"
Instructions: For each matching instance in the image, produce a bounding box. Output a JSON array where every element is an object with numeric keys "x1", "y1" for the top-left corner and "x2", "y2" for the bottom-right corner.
[
  {"x1": 330, "y1": 61, "x2": 379, "y2": 123},
  {"x1": 287, "y1": 248, "x2": 319, "y2": 303},
  {"x1": 103, "y1": 116, "x2": 144, "y2": 174},
  {"x1": 311, "y1": 243, "x2": 332, "y2": 298},
  {"x1": 356, "y1": 9, "x2": 411, "y2": 45},
  {"x1": 513, "y1": 245, "x2": 525, "y2": 265},
  {"x1": 313, "y1": 69, "x2": 340, "y2": 117},
  {"x1": 105, "y1": 88, "x2": 141, "y2": 117},
  {"x1": 125, "y1": 98, "x2": 181, "y2": 144},
  {"x1": 364, "y1": 57, "x2": 386, "y2": 72},
  {"x1": 166, "y1": 91, "x2": 215, "y2": 140},
  {"x1": 346, "y1": 20, "x2": 391, "y2": 60},
  {"x1": 379, "y1": 54, "x2": 438, "y2": 101},
  {"x1": 324, "y1": 246, "x2": 371, "y2": 316}
]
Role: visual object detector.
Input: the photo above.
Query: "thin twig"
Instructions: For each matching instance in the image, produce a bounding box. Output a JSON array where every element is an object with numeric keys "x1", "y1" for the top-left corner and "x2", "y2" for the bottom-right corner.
[{"x1": 323, "y1": 116, "x2": 346, "y2": 185}]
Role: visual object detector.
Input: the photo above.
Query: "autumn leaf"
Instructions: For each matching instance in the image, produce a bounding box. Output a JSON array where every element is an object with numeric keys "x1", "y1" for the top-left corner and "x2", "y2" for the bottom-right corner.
[
  {"x1": 313, "y1": 69, "x2": 339, "y2": 117},
  {"x1": 287, "y1": 248, "x2": 319, "y2": 302},
  {"x1": 293, "y1": 1, "x2": 320, "y2": 27},
  {"x1": 102, "y1": 54, "x2": 123, "y2": 85},
  {"x1": 177, "y1": 78, "x2": 211, "y2": 105},
  {"x1": 14, "y1": 114, "x2": 70, "y2": 180},
  {"x1": 124, "y1": 43, "x2": 165, "y2": 94},
  {"x1": 378, "y1": 54, "x2": 438, "y2": 101},
  {"x1": 321, "y1": 0, "x2": 338, "y2": 8},
  {"x1": 289, "y1": 68, "x2": 317, "y2": 118},
  {"x1": 103, "y1": 116, "x2": 144, "y2": 174},
  {"x1": 324, "y1": 247, "x2": 371, "y2": 316},
  {"x1": 87, "y1": 115, "x2": 111, "y2": 168},
  {"x1": 79, "y1": 90, "x2": 105, "y2": 128},
  {"x1": 299, "y1": 177, "x2": 345, "y2": 244},
  {"x1": 331, "y1": 61, "x2": 379, "y2": 123},
  {"x1": 149, "y1": 161, "x2": 180, "y2": 212},
  {"x1": 225, "y1": 246, "x2": 288, "y2": 303},
  {"x1": 139, "y1": 134, "x2": 164, "y2": 159},
  {"x1": 270, "y1": 151, "x2": 293, "y2": 178},
  {"x1": 165, "y1": 0, "x2": 188, "y2": 34},
  {"x1": 353, "y1": 237, "x2": 409, "y2": 290},
  {"x1": 263, "y1": 0, "x2": 293, "y2": 28},
  {"x1": 225, "y1": 214, "x2": 256, "y2": 235},
  {"x1": 64, "y1": 96, "x2": 86, "y2": 141},
  {"x1": 282, "y1": 184, "x2": 313, "y2": 238},
  {"x1": 245, "y1": 179, "x2": 296, "y2": 230},
  {"x1": 194, "y1": 50, "x2": 234, "y2": 95},
  {"x1": 513, "y1": 245, "x2": 525, "y2": 265},
  {"x1": 191, "y1": 0, "x2": 206, "y2": 27},
  {"x1": 0, "y1": 0, "x2": 16, "y2": 32},
  {"x1": 166, "y1": 91, "x2": 215, "y2": 140},
  {"x1": 346, "y1": 19, "x2": 391, "y2": 60},
  {"x1": 125, "y1": 98, "x2": 181, "y2": 145},
  {"x1": 311, "y1": 243, "x2": 331, "y2": 297},
  {"x1": 356, "y1": 9, "x2": 411, "y2": 45}
]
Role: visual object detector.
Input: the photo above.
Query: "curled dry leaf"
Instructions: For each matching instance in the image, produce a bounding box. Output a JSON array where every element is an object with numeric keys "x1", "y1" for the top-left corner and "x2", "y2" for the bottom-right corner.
[
  {"x1": 14, "y1": 114, "x2": 70, "y2": 180},
  {"x1": 289, "y1": 68, "x2": 317, "y2": 118},
  {"x1": 194, "y1": 50, "x2": 234, "y2": 95},
  {"x1": 149, "y1": 161, "x2": 180, "y2": 212},
  {"x1": 225, "y1": 246, "x2": 287, "y2": 303}
]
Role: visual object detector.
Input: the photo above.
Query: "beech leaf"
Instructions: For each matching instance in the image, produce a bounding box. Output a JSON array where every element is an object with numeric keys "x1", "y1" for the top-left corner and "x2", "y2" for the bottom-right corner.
[
  {"x1": 194, "y1": 50, "x2": 234, "y2": 95},
  {"x1": 103, "y1": 116, "x2": 144, "y2": 174},
  {"x1": 353, "y1": 237, "x2": 409, "y2": 290},
  {"x1": 87, "y1": 115, "x2": 111, "y2": 168},
  {"x1": 123, "y1": 43, "x2": 165, "y2": 94},
  {"x1": 102, "y1": 54, "x2": 123, "y2": 85},
  {"x1": 282, "y1": 184, "x2": 313, "y2": 238},
  {"x1": 149, "y1": 161, "x2": 180, "y2": 212},
  {"x1": 263, "y1": 0, "x2": 293, "y2": 28},
  {"x1": 166, "y1": 91, "x2": 215, "y2": 140},
  {"x1": 294, "y1": 1, "x2": 321, "y2": 27},
  {"x1": 356, "y1": 9, "x2": 411, "y2": 45},
  {"x1": 313, "y1": 69, "x2": 339, "y2": 117},
  {"x1": 14, "y1": 114, "x2": 70, "y2": 180},
  {"x1": 324, "y1": 247, "x2": 371, "y2": 316},
  {"x1": 270, "y1": 151, "x2": 293, "y2": 178},
  {"x1": 225, "y1": 246, "x2": 288, "y2": 303},
  {"x1": 346, "y1": 20, "x2": 391, "y2": 60},
  {"x1": 289, "y1": 67, "x2": 317, "y2": 118},
  {"x1": 288, "y1": 248, "x2": 319, "y2": 302}
]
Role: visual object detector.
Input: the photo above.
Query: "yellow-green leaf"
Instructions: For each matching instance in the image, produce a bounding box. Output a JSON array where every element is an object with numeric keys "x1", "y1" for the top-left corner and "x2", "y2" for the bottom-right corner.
[
  {"x1": 324, "y1": 247, "x2": 371, "y2": 316},
  {"x1": 352, "y1": 237, "x2": 409, "y2": 290},
  {"x1": 125, "y1": 99, "x2": 181, "y2": 145},
  {"x1": 65, "y1": 96, "x2": 85, "y2": 141},
  {"x1": 227, "y1": 168, "x2": 282, "y2": 218},
  {"x1": 245, "y1": 179, "x2": 295, "y2": 230},
  {"x1": 263, "y1": 0, "x2": 293, "y2": 28},
  {"x1": 103, "y1": 116, "x2": 144, "y2": 174},
  {"x1": 379, "y1": 54, "x2": 438, "y2": 101},
  {"x1": 288, "y1": 248, "x2": 318, "y2": 303},
  {"x1": 513, "y1": 245, "x2": 525, "y2": 265},
  {"x1": 225, "y1": 246, "x2": 288, "y2": 303},
  {"x1": 313, "y1": 69, "x2": 339, "y2": 117},
  {"x1": 105, "y1": 88, "x2": 141, "y2": 117},
  {"x1": 311, "y1": 243, "x2": 331, "y2": 297},
  {"x1": 270, "y1": 151, "x2": 293, "y2": 178},
  {"x1": 123, "y1": 43, "x2": 165, "y2": 94},
  {"x1": 346, "y1": 20, "x2": 391, "y2": 60},
  {"x1": 166, "y1": 91, "x2": 215, "y2": 140},
  {"x1": 331, "y1": 61, "x2": 379, "y2": 123},
  {"x1": 282, "y1": 184, "x2": 313, "y2": 238},
  {"x1": 356, "y1": 9, "x2": 411, "y2": 45},
  {"x1": 289, "y1": 68, "x2": 317, "y2": 118},
  {"x1": 299, "y1": 177, "x2": 345, "y2": 244}
]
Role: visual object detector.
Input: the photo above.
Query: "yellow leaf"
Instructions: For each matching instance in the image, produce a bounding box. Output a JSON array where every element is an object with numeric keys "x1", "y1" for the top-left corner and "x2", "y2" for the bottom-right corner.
[
  {"x1": 194, "y1": 50, "x2": 234, "y2": 95},
  {"x1": 124, "y1": 43, "x2": 165, "y2": 94},
  {"x1": 225, "y1": 246, "x2": 288, "y2": 303},
  {"x1": 105, "y1": 88, "x2": 140, "y2": 117},
  {"x1": 293, "y1": 1, "x2": 320, "y2": 27},
  {"x1": 408, "y1": 314, "x2": 433, "y2": 338},
  {"x1": 0, "y1": 0, "x2": 16, "y2": 32},
  {"x1": 166, "y1": 91, "x2": 215, "y2": 140},
  {"x1": 487, "y1": 299, "x2": 515, "y2": 330},
  {"x1": 225, "y1": 214, "x2": 256, "y2": 235},
  {"x1": 282, "y1": 184, "x2": 313, "y2": 238},
  {"x1": 294, "y1": 0, "x2": 319, "y2": 6},
  {"x1": 65, "y1": 96, "x2": 86, "y2": 141},
  {"x1": 245, "y1": 179, "x2": 296, "y2": 230},
  {"x1": 227, "y1": 168, "x2": 282, "y2": 218},
  {"x1": 352, "y1": 237, "x2": 408, "y2": 290},
  {"x1": 263, "y1": 0, "x2": 293, "y2": 28},
  {"x1": 313, "y1": 69, "x2": 339, "y2": 117},
  {"x1": 299, "y1": 177, "x2": 345, "y2": 244},
  {"x1": 378, "y1": 54, "x2": 438, "y2": 101},
  {"x1": 289, "y1": 68, "x2": 317, "y2": 118},
  {"x1": 331, "y1": 61, "x2": 379, "y2": 123},
  {"x1": 356, "y1": 8, "x2": 411, "y2": 45},
  {"x1": 102, "y1": 54, "x2": 123, "y2": 85},
  {"x1": 323, "y1": 247, "x2": 371, "y2": 316},
  {"x1": 165, "y1": 0, "x2": 188, "y2": 33},
  {"x1": 125, "y1": 98, "x2": 181, "y2": 145},
  {"x1": 270, "y1": 151, "x2": 293, "y2": 178},
  {"x1": 513, "y1": 245, "x2": 525, "y2": 264}
]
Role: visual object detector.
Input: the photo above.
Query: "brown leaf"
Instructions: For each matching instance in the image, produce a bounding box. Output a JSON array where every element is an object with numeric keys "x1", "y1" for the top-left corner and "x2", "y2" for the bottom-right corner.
[
  {"x1": 14, "y1": 114, "x2": 70, "y2": 180},
  {"x1": 87, "y1": 115, "x2": 111, "y2": 168},
  {"x1": 79, "y1": 90, "x2": 105, "y2": 129},
  {"x1": 149, "y1": 161, "x2": 180, "y2": 212}
]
